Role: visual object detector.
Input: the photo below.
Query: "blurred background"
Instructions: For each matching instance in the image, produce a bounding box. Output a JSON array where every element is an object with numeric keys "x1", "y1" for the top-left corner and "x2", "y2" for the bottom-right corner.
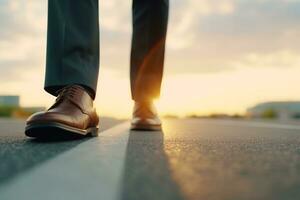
[{"x1": 0, "y1": 0, "x2": 299, "y2": 120}]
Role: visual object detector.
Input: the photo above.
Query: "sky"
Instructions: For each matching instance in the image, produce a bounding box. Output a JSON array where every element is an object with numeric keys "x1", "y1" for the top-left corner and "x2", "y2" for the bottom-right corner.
[{"x1": 0, "y1": 0, "x2": 299, "y2": 118}]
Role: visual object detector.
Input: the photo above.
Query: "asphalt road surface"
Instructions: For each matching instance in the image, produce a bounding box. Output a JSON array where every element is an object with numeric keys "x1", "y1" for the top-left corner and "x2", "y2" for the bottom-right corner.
[{"x1": 1, "y1": 118, "x2": 300, "y2": 200}]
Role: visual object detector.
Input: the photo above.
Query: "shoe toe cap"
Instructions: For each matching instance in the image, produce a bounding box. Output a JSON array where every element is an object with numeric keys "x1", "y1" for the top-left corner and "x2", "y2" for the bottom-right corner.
[
  {"x1": 131, "y1": 117, "x2": 161, "y2": 126},
  {"x1": 26, "y1": 111, "x2": 46, "y2": 123}
]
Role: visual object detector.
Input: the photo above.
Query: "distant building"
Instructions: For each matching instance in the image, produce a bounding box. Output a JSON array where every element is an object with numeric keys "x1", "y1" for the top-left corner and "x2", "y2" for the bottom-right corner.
[
  {"x1": 0, "y1": 95, "x2": 20, "y2": 107},
  {"x1": 0, "y1": 95, "x2": 45, "y2": 118},
  {"x1": 22, "y1": 107, "x2": 46, "y2": 113},
  {"x1": 247, "y1": 101, "x2": 300, "y2": 120}
]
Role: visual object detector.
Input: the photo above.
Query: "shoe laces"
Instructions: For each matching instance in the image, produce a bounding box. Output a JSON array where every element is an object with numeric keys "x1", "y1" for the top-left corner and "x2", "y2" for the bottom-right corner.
[
  {"x1": 47, "y1": 85, "x2": 79, "y2": 110},
  {"x1": 56, "y1": 85, "x2": 79, "y2": 101}
]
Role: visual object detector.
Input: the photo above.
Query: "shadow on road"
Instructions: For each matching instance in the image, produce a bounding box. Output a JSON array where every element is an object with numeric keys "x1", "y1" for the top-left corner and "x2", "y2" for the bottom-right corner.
[{"x1": 120, "y1": 130, "x2": 184, "y2": 200}]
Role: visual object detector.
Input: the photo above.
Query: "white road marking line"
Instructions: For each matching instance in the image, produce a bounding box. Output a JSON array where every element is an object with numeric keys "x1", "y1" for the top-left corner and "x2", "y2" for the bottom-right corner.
[
  {"x1": 205, "y1": 119, "x2": 300, "y2": 130},
  {"x1": 0, "y1": 122, "x2": 130, "y2": 200}
]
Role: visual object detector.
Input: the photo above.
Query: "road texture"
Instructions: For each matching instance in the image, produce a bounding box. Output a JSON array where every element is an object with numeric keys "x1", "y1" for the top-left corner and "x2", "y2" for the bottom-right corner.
[
  {"x1": 1, "y1": 118, "x2": 300, "y2": 200},
  {"x1": 0, "y1": 117, "x2": 123, "y2": 184}
]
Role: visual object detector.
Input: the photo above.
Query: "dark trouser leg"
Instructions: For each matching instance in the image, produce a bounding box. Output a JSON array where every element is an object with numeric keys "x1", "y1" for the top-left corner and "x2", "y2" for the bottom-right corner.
[
  {"x1": 44, "y1": 0, "x2": 99, "y2": 99},
  {"x1": 130, "y1": 0, "x2": 169, "y2": 101}
]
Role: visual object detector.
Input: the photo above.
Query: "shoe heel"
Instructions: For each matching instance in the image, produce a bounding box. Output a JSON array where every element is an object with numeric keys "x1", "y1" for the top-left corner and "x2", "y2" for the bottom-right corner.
[{"x1": 89, "y1": 127, "x2": 99, "y2": 137}]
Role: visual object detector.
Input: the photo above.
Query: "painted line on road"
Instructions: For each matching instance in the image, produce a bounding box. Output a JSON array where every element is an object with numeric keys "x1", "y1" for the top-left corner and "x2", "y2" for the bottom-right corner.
[
  {"x1": 0, "y1": 122, "x2": 131, "y2": 200},
  {"x1": 208, "y1": 120, "x2": 300, "y2": 130}
]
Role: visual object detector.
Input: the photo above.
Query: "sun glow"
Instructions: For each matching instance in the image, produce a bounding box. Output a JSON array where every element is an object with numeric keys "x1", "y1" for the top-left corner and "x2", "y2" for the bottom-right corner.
[{"x1": 91, "y1": 65, "x2": 300, "y2": 119}]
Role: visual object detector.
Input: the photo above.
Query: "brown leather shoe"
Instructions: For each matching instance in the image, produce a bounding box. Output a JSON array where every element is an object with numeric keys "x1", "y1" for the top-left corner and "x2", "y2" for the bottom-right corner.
[
  {"x1": 25, "y1": 85, "x2": 99, "y2": 138},
  {"x1": 131, "y1": 101, "x2": 162, "y2": 131}
]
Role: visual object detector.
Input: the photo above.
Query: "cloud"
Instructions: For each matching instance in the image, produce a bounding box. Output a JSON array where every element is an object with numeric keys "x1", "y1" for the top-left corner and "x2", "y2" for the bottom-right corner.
[
  {"x1": 165, "y1": 0, "x2": 300, "y2": 74},
  {"x1": 0, "y1": 1, "x2": 46, "y2": 38},
  {"x1": 0, "y1": 0, "x2": 46, "y2": 81},
  {"x1": 99, "y1": 1, "x2": 131, "y2": 33},
  {"x1": 232, "y1": 50, "x2": 300, "y2": 69},
  {"x1": 1, "y1": 0, "x2": 300, "y2": 81},
  {"x1": 168, "y1": 0, "x2": 236, "y2": 50}
]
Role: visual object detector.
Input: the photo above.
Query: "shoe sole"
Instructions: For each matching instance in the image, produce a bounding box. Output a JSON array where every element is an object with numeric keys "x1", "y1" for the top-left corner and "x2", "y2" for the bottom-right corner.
[
  {"x1": 25, "y1": 122, "x2": 99, "y2": 139},
  {"x1": 130, "y1": 123, "x2": 162, "y2": 131}
]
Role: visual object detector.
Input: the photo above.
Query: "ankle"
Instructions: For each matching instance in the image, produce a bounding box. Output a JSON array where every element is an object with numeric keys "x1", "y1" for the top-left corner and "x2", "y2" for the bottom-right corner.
[
  {"x1": 78, "y1": 84, "x2": 95, "y2": 100},
  {"x1": 135, "y1": 99, "x2": 153, "y2": 105}
]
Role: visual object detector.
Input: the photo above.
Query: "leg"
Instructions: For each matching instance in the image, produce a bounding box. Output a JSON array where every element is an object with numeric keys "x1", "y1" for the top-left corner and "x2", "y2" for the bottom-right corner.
[
  {"x1": 130, "y1": 0, "x2": 169, "y2": 131},
  {"x1": 44, "y1": 0, "x2": 99, "y2": 99},
  {"x1": 130, "y1": 0, "x2": 169, "y2": 101},
  {"x1": 25, "y1": 1, "x2": 100, "y2": 138}
]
